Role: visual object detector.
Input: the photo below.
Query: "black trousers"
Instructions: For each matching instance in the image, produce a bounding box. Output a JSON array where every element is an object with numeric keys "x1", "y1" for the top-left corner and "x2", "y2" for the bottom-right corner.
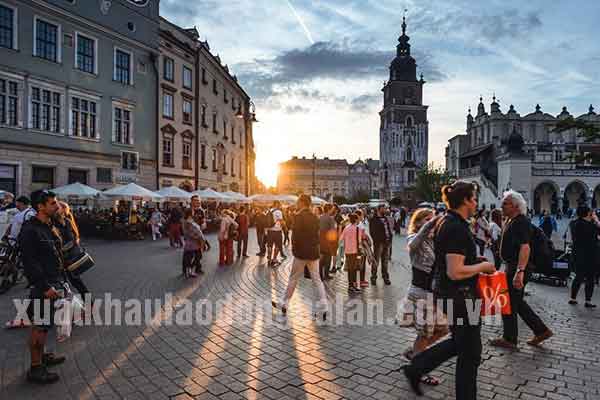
[
  {"x1": 372, "y1": 242, "x2": 391, "y2": 281},
  {"x1": 571, "y1": 268, "x2": 595, "y2": 301},
  {"x1": 319, "y1": 253, "x2": 332, "y2": 280},
  {"x1": 237, "y1": 234, "x2": 248, "y2": 256},
  {"x1": 256, "y1": 229, "x2": 266, "y2": 254},
  {"x1": 502, "y1": 269, "x2": 549, "y2": 343},
  {"x1": 407, "y1": 311, "x2": 482, "y2": 400}
]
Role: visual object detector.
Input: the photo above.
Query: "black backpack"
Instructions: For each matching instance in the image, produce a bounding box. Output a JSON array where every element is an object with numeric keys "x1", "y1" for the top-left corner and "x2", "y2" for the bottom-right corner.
[
  {"x1": 529, "y1": 222, "x2": 554, "y2": 271},
  {"x1": 266, "y1": 210, "x2": 276, "y2": 228}
]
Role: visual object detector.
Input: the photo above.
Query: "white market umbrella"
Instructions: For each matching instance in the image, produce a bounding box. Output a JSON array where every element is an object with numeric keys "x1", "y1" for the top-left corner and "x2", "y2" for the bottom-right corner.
[
  {"x1": 155, "y1": 186, "x2": 193, "y2": 202},
  {"x1": 192, "y1": 188, "x2": 232, "y2": 202},
  {"x1": 311, "y1": 196, "x2": 327, "y2": 205},
  {"x1": 103, "y1": 183, "x2": 163, "y2": 201},
  {"x1": 51, "y1": 182, "x2": 101, "y2": 199},
  {"x1": 248, "y1": 193, "x2": 280, "y2": 204},
  {"x1": 278, "y1": 194, "x2": 298, "y2": 204},
  {"x1": 224, "y1": 191, "x2": 250, "y2": 203}
]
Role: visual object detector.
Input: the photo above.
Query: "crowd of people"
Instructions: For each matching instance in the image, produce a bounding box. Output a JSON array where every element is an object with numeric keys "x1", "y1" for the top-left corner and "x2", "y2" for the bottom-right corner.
[{"x1": 2, "y1": 183, "x2": 599, "y2": 394}]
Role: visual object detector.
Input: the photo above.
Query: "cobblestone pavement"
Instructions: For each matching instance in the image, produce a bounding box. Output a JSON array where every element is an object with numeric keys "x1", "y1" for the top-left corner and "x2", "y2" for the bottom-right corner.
[{"x1": 1, "y1": 230, "x2": 599, "y2": 400}]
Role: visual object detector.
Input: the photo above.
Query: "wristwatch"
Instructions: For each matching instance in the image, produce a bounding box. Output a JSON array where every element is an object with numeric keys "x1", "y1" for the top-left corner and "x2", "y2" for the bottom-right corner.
[{"x1": 516, "y1": 268, "x2": 526, "y2": 274}]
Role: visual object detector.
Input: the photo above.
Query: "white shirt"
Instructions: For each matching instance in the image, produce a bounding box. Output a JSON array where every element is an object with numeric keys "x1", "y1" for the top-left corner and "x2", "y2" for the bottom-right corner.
[
  {"x1": 9, "y1": 207, "x2": 36, "y2": 240},
  {"x1": 489, "y1": 221, "x2": 501, "y2": 241},
  {"x1": 269, "y1": 209, "x2": 284, "y2": 231}
]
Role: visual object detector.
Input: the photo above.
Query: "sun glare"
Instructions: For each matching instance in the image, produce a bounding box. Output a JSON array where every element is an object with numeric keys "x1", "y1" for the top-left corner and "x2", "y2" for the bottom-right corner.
[{"x1": 255, "y1": 155, "x2": 280, "y2": 188}]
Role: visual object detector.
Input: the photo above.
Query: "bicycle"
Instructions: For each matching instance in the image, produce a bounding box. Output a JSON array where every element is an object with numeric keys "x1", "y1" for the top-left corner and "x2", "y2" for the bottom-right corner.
[{"x1": 0, "y1": 239, "x2": 25, "y2": 294}]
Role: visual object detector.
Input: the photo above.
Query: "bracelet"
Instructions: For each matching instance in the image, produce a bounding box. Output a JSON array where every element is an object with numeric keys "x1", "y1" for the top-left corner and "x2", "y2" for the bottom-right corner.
[{"x1": 516, "y1": 269, "x2": 525, "y2": 274}]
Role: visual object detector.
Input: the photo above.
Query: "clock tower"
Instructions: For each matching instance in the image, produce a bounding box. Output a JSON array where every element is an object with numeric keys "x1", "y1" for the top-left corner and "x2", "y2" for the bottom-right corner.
[{"x1": 379, "y1": 15, "x2": 429, "y2": 203}]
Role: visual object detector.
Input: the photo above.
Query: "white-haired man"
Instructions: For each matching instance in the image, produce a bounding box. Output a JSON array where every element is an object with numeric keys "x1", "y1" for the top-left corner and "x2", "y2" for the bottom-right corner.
[{"x1": 490, "y1": 190, "x2": 553, "y2": 350}]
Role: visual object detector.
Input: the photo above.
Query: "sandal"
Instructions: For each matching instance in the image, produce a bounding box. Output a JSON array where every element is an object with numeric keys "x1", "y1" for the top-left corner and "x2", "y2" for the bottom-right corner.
[
  {"x1": 5, "y1": 319, "x2": 31, "y2": 329},
  {"x1": 421, "y1": 375, "x2": 440, "y2": 386}
]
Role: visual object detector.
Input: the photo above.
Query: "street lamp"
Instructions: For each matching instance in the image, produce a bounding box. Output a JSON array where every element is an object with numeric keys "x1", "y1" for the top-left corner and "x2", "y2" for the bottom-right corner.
[
  {"x1": 236, "y1": 100, "x2": 258, "y2": 123},
  {"x1": 235, "y1": 100, "x2": 258, "y2": 196}
]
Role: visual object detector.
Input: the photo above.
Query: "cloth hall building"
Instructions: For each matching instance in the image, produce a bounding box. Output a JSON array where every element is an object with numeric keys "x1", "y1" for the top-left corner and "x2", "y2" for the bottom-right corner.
[{"x1": 446, "y1": 98, "x2": 600, "y2": 213}]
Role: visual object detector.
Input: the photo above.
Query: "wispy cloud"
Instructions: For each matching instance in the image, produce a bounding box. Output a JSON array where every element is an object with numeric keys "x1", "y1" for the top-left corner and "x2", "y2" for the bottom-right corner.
[{"x1": 284, "y1": 0, "x2": 315, "y2": 45}]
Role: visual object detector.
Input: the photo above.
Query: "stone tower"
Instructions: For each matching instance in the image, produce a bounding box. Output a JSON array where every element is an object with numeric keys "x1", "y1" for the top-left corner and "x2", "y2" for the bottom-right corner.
[{"x1": 379, "y1": 15, "x2": 428, "y2": 202}]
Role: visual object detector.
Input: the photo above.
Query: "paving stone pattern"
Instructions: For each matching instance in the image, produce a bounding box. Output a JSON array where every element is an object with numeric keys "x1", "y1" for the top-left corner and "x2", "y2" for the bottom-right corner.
[{"x1": 0, "y1": 230, "x2": 599, "y2": 399}]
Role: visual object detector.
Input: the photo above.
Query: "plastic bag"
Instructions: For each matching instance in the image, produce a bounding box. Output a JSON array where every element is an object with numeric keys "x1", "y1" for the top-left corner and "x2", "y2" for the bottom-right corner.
[
  {"x1": 55, "y1": 298, "x2": 73, "y2": 342},
  {"x1": 477, "y1": 271, "x2": 512, "y2": 316}
]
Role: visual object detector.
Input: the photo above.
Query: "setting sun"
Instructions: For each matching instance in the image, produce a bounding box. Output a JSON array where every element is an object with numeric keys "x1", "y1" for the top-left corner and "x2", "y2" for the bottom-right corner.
[{"x1": 255, "y1": 150, "x2": 281, "y2": 188}]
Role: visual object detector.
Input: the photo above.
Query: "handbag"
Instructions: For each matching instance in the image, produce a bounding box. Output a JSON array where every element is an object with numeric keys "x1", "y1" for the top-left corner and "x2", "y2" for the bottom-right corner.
[
  {"x1": 227, "y1": 221, "x2": 239, "y2": 241},
  {"x1": 355, "y1": 225, "x2": 363, "y2": 260},
  {"x1": 477, "y1": 271, "x2": 512, "y2": 316},
  {"x1": 63, "y1": 242, "x2": 95, "y2": 276}
]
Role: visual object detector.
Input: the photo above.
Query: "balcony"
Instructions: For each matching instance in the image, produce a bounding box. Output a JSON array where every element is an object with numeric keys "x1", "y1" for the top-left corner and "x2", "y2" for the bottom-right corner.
[{"x1": 459, "y1": 166, "x2": 481, "y2": 178}]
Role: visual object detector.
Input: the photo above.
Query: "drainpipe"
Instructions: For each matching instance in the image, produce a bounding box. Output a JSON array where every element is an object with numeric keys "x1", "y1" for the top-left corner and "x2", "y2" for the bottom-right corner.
[
  {"x1": 194, "y1": 46, "x2": 200, "y2": 190},
  {"x1": 151, "y1": 52, "x2": 159, "y2": 190}
]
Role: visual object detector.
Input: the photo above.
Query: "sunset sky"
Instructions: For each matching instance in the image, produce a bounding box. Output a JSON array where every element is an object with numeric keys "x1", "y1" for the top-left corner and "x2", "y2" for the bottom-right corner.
[{"x1": 162, "y1": 0, "x2": 600, "y2": 187}]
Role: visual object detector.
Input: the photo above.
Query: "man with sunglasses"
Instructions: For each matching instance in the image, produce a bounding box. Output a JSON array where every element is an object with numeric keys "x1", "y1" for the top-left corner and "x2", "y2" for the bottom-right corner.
[{"x1": 20, "y1": 190, "x2": 66, "y2": 384}]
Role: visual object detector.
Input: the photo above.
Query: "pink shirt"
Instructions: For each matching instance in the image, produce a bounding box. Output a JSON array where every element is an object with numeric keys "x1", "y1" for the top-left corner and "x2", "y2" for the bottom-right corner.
[{"x1": 340, "y1": 224, "x2": 366, "y2": 255}]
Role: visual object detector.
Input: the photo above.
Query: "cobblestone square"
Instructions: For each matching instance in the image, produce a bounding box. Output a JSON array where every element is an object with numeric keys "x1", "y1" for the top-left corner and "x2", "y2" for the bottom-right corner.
[{"x1": 1, "y1": 231, "x2": 599, "y2": 399}]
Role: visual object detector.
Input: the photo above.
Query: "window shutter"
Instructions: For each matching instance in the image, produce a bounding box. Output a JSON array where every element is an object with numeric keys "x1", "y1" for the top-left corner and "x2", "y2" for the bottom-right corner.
[
  {"x1": 128, "y1": 110, "x2": 134, "y2": 145},
  {"x1": 112, "y1": 107, "x2": 117, "y2": 142}
]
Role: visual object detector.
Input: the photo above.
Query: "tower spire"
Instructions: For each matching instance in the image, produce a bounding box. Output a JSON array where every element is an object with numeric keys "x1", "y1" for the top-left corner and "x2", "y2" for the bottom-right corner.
[{"x1": 402, "y1": 9, "x2": 407, "y2": 35}]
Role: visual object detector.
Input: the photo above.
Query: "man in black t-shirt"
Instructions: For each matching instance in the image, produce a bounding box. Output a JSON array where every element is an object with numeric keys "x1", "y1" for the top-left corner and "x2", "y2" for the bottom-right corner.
[{"x1": 489, "y1": 191, "x2": 552, "y2": 350}]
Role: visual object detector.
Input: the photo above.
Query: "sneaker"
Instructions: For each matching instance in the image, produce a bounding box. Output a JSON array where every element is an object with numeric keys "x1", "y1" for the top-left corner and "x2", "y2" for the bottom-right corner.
[
  {"x1": 271, "y1": 301, "x2": 287, "y2": 315},
  {"x1": 189, "y1": 273, "x2": 198, "y2": 278},
  {"x1": 384, "y1": 279, "x2": 391, "y2": 286},
  {"x1": 370, "y1": 279, "x2": 377, "y2": 286},
  {"x1": 359, "y1": 281, "x2": 369, "y2": 288},
  {"x1": 527, "y1": 329, "x2": 553, "y2": 346},
  {"x1": 42, "y1": 353, "x2": 66, "y2": 367},
  {"x1": 568, "y1": 299, "x2": 578, "y2": 305},
  {"x1": 27, "y1": 365, "x2": 59, "y2": 384},
  {"x1": 585, "y1": 303, "x2": 597, "y2": 308}
]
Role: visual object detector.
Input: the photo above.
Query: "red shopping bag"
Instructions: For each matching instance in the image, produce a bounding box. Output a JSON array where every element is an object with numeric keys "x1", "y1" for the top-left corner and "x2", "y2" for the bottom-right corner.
[{"x1": 477, "y1": 271, "x2": 512, "y2": 316}]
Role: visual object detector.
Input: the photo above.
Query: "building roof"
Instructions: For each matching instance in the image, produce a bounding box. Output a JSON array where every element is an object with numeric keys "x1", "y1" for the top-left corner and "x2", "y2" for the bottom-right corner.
[{"x1": 459, "y1": 143, "x2": 493, "y2": 159}]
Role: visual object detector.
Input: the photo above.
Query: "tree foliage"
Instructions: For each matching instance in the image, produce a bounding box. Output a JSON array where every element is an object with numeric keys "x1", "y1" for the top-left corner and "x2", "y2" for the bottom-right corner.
[
  {"x1": 553, "y1": 117, "x2": 600, "y2": 165},
  {"x1": 415, "y1": 164, "x2": 454, "y2": 203}
]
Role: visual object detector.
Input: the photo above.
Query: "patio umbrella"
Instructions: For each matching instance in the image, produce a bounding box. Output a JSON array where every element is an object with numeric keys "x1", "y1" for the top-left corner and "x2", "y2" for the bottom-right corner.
[
  {"x1": 311, "y1": 196, "x2": 327, "y2": 205},
  {"x1": 224, "y1": 191, "x2": 250, "y2": 203},
  {"x1": 102, "y1": 183, "x2": 163, "y2": 201},
  {"x1": 51, "y1": 182, "x2": 101, "y2": 199},
  {"x1": 278, "y1": 194, "x2": 298, "y2": 204},
  {"x1": 155, "y1": 186, "x2": 193, "y2": 202},
  {"x1": 248, "y1": 193, "x2": 280, "y2": 204},
  {"x1": 192, "y1": 188, "x2": 233, "y2": 202}
]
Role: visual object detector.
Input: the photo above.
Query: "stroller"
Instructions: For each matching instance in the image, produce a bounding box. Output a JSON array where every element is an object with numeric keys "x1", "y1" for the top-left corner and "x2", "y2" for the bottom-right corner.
[{"x1": 530, "y1": 242, "x2": 572, "y2": 287}]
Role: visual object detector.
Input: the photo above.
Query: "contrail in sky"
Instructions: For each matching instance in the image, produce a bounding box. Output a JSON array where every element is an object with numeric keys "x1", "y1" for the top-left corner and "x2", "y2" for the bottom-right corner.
[{"x1": 284, "y1": 0, "x2": 315, "y2": 45}]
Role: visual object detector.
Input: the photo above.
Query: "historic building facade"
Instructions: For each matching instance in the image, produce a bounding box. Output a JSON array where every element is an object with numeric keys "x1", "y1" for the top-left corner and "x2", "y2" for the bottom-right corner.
[
  {"x1": 349, "y1": 159, "x2": 380, "y2": 199},
  {"x1": 278, "y1": 157, "x2": 379, "y2": 200},
  {"x1": 157, "y1": 18, "x2": 197, "y2": 192},
  {"x1": 196, "y1": 37, "x2": 254, "y2": 194},
  {"x1": 0, "y1": 0, "x2": 159, "y2": 195},
  {"x1": 278, "y1": 156, "x2": 350, "y2": 199},
  {"x1": 379, "y1": 16, "x2": 428, "y2": 203},
  {"x1": 449, "y1": 97, "x2": 600, "y2": 213}
]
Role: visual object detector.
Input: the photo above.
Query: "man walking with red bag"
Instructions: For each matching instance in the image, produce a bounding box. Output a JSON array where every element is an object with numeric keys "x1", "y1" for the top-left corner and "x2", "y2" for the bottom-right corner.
[{"x1": 489, "y1": 191, "x2": 553, "y2": 350}]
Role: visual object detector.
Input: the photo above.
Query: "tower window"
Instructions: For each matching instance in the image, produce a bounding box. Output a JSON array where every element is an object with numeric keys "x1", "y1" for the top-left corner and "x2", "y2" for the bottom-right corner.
[{"x1": 405, "y1": 115, "x2": 413, "y2": 127}]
